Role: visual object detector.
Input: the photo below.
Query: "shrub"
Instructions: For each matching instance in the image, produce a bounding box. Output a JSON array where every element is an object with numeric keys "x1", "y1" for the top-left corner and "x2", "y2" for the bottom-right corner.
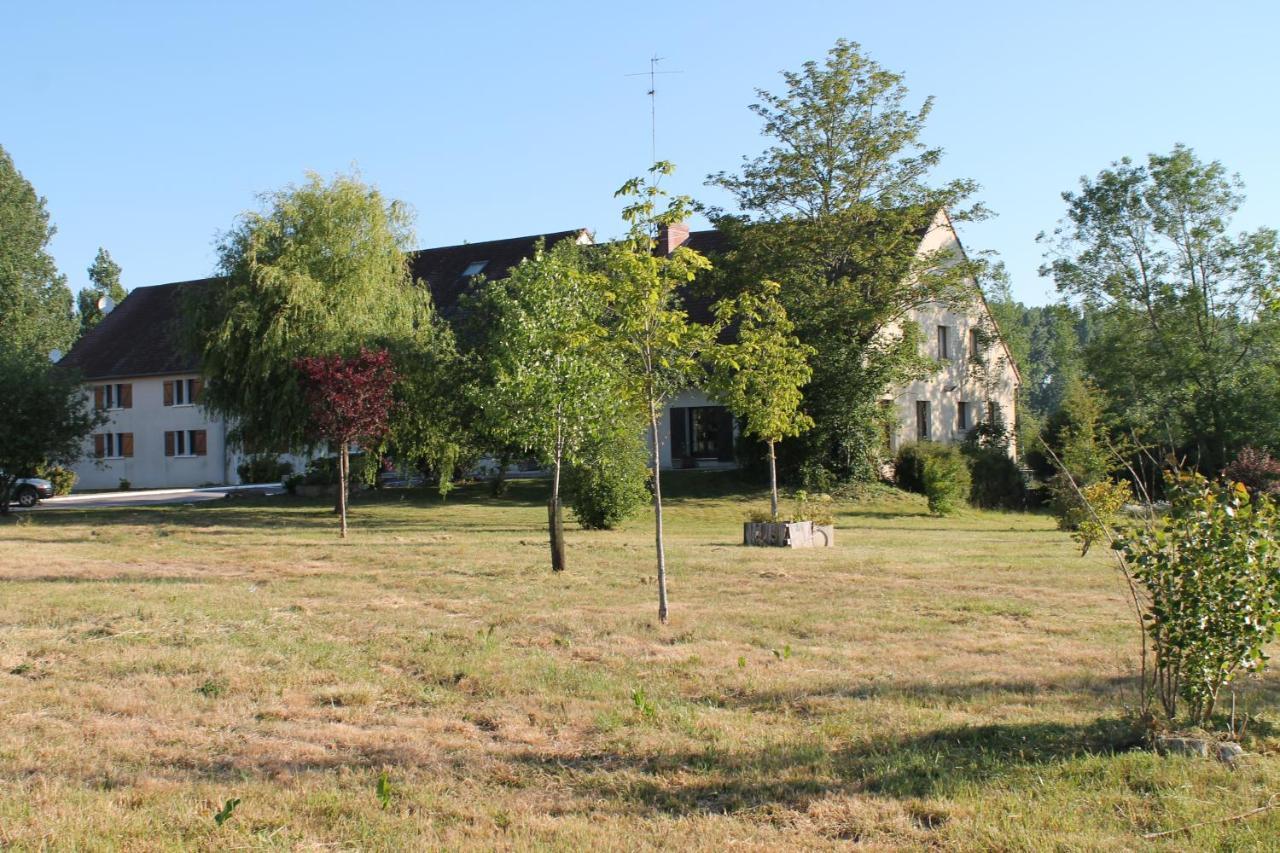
[
  {"x1": 236, "y1": 454, "x2": 294, "y2": 484},
  {"x1": 921, "y1": 446, "x2": 971, "y2": 515},
  {"x1": 893, "y1": 443, "x2": 929, "y2": 494},
  {"x1": 1118, "y1": 471, "x2": 1280, "y2": 725},
  {"x1": 1053, "y1": 475, "x2": 1132, "y2": 555},
  {"x1": 1223, "y1": 446, "x2": 1280, "y2": 497},
  {"x1": 565, "y1": 427, "x2": 650, "y2": 530},
  {"x1": 895, "y1": 442, "x2": 970, "y2": 515},
  {"x1": 36, "y1": 463, "x2": 76, "y2": 495},
  {"x1": 791, "y1": 490, "x2": 834, "y2": 525},
  {"x1": 117, "y1": 478, "x2": 131, "y2": 491},
  {"x1": 282, "y1": 473, "x2": 303, "y2": 495},
  {"x1": 962, "y1": 422, "x2": 1026, "y2": 510}
]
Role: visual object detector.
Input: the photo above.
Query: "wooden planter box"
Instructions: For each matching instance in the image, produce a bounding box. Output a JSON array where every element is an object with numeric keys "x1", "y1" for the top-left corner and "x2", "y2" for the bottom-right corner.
[{"x1": 743, "y1": 520, "x2": 834, "y2": 548}]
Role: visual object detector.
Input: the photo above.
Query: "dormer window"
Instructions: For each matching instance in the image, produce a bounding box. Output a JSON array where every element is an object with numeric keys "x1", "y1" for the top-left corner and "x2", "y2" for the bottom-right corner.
[{"x1": 461, "y1": 260, "x2": 488, "y2": 278}]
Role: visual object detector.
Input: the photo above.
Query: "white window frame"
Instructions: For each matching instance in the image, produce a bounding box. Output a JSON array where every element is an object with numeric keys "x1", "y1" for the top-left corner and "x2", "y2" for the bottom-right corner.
[
  {"x1": 172, "y1": 378, "x2": 197, "y2": 407},
  {"x1": 102, "y1": 432, "x2": 127, "y2": 459}
]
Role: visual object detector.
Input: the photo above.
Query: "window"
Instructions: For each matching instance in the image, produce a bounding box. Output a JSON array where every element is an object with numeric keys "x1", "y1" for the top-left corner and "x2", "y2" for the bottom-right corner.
[
  {"x1": 957, "y1": 401, "x2": 970, "y2": 433},
  {"x1": 94, "y1": 383, "x2": 132, "y2": 410},
  {"x1": 93, "y1": 432, "x2": 134, "y2": 459},
  {"x1": 987, "y1": 401, "x2": 1001, "y2": 427},
  {"x1": 916, "y1": 400, "x2": 931, "y2": 440},
  {"x1": 164, "y1": 429, "x2": 207, "y2": 457},
  {"x1": 163, "y1": 378, "x2": 202, "y2": 406},
  {"x1": 461, "y1": 260, "x2": 488, "y2": 278},
  {"x1": 669, "y1": 406, "x2": 734, "y2": 463},
  {"x1": 969, "y1": 328, "x2": 983, "y2": 359},
  {"x1": 937, "y1": 325, "x2": 951, "y2": 360}
]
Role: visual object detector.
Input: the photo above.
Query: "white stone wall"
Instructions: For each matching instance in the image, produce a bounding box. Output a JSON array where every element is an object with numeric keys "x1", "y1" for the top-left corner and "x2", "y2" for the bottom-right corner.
[
  {"x1": 71, "y1": 374, "x2": 231, "y2": 490},
  {"x1": 70, "y1": 374, "x2": 313, "y2": 490}
]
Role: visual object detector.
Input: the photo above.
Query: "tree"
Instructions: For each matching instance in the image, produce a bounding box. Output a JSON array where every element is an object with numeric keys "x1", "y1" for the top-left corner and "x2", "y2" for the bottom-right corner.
[
  {"x1": 471, "y1": 239, "x2": 626, "y2": 571},
  {"x1": 705, "y1": 39, "x2": 985, "y2": 484},
  {"x1": 77, "y1": 248, "x2": 127, "y2": 336},
  {"x1": 710, "y1": 281, "x2": 814, "y2": 518},
  {"x1": 294, "y1": 348, "x2": 398, "y2": 538},
  {"x1": 0, "y1": 144, "x2": 76, "y2": 356},
  {"x1": 187, "y1": 172, "x2": 433, "y2": 455},
  {"x1": 0, "y1": 343, "x2": 103, "y2": 514},
  {"x1": 1040, "y1": 145, "x2": 1280, "y2": 472},
  {"x1": 601, "y1": 162, "x2": 717, "y2": 624}
]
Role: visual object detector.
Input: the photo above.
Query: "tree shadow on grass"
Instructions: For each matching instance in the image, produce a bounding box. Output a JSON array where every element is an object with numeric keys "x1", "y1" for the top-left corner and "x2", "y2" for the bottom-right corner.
[{"x1": 512, "y1": 716, "x2": 1143, "y2": 816}]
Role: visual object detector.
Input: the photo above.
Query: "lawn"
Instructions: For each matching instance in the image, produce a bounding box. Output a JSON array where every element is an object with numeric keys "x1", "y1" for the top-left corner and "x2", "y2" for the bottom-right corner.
[{"x1": 1, "y1": 473, "x2": 1277, "y2": 850}]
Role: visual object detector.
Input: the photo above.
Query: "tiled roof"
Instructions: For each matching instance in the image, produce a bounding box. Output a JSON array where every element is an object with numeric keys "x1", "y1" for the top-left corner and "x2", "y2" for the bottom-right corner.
[{"x1": 59, "y1": 230, "x2": 587, "y2": 380}]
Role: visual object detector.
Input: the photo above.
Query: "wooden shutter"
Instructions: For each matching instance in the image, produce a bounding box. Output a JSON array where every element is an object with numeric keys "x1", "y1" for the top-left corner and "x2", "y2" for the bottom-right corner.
[
  {"x1": 94, "y1": 433, "x2": 105, "y2": 459},
  {"x1": 164, "y1": 431, "x2": 175, "y2": 457},
  {"x1": 163, "y1": 381, "x2": 174, "y2": 406},
  {"x1": 669, "y1": 408, "x2": 688, "y2": 461},
  {"x1": 120, "y1": 433, "x2": 134, "y2": 458},
  {"x1": 192, "y1": 378, "x2": 204, "y2": 403},
  {"x1": 192, "y1": 430, "x2": 207, "y2": 456},
  {"x1": 119, "y1": 384, "x2": 132, "y2": 409},
  {"x1": 94, "y1": 386, "x2": 105, "y2": 410}
]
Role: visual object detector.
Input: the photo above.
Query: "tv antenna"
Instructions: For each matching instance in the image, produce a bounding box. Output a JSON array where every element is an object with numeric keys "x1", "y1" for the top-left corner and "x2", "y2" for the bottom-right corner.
[{"x1": 626, "y1": 55, "x2": 682, "y2": 166}]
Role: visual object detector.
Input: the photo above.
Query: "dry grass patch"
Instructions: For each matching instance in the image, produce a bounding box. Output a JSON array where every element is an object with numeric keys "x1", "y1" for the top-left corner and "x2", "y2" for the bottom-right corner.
[{"x1": 0, "y1": 473, "x2": 1277, "y2": 849}]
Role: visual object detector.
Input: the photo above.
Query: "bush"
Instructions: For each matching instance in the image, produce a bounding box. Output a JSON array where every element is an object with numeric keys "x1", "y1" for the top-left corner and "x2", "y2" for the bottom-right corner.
[
  {"x1": 1053, "y1": 475, "x2": 1132, "y2": 555},
  {"x1": 961, "y1": 422, "x2": 1026, "y2": 510},
  {"x1": 1119, "y1": 471, "x2": 1280, "y2": 725},
  {"x1": 565, "y1": 428, "x2": 650, "y2": 530},
  {"x1": 35, "y1": 463, "x2": 76, "y2": 495},
  {"x1": 282, "y1": 473, "x2": 303, "y2": 495},
  {"x1": 236, "y1": 454, "x2": 294, "y2": 484},
  {"x1": 895, "y1": 442, "x2": 970, "y2": 515},
  {"x1": 1223, "y1": 446, "x2": 1280, "y2": 497}
]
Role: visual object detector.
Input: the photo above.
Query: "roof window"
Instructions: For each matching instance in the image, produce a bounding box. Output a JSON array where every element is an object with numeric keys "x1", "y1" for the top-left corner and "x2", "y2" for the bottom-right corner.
[{"x1": 461, "y1": 260, "x2": 488, "y2": 278}]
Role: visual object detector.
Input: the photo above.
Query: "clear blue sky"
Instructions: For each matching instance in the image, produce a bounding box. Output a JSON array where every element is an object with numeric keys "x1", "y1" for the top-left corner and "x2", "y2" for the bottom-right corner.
[{"x1": 4, "y1": 1, "x2": 1277, "y2": 305}]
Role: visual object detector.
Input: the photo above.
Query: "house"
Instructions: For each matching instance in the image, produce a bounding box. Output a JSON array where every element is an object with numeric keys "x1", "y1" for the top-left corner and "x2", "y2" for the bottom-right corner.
[{"x1": 58, "y1": 216, "x2": 1017, "y2": 490}]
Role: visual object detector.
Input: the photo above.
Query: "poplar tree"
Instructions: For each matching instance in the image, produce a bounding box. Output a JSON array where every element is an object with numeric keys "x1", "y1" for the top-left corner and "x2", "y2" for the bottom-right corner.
[
  {"x1": 77, "y1": 248, "x2": 127, "y2": 336},
  {"x1": 0, "y1": 145, "x2": 76, "y2": 356}
]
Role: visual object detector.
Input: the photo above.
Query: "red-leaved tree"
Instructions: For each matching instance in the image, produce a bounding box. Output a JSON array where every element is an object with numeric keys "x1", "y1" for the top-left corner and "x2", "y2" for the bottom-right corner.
[{"x1": 294, "y1": 348, "x2": 399, "y2": 537}]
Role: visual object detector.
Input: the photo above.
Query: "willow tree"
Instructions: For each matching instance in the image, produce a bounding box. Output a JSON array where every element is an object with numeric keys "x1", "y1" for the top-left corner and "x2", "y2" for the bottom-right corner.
[
  {"x1": 187, "y1": 172, "x2": 434, "y2": 456},
  {"x1": 711, "y1": 281, "x2": 814, "y2": 518},
  {"x1": 472, "y1": 238, "x2": 626, "y2": 572},
  {"x1": 601, "y1": 162, "x2": 716, "y2": 624}
]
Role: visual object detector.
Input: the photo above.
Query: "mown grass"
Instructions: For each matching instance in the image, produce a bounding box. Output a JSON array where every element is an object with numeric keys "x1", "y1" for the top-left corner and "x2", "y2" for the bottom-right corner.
[{"x1": 0, "y1": 472, "x2": 1277, "y2": 850}]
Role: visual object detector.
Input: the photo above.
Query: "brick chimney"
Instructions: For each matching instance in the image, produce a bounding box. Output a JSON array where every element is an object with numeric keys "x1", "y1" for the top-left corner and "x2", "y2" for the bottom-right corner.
[{"x1": 656, "y1": 222, "x2": 690, "y2": 255}]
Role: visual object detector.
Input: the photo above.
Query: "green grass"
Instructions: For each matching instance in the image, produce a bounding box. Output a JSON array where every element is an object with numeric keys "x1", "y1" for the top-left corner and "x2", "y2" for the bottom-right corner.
[{"x1": 0, "y1": 472, "x2": 1277, "y2": 849}]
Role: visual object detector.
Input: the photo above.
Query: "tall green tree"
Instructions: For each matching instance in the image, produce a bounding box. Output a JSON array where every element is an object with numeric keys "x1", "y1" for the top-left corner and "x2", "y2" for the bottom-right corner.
[
  {"x1": 0, "y1": 145, "x2": 76, "y2": 356},
  {"x1": 710, "y1": 280, "x2": 814, "y2": 518},
  {"x1": 187, "y1": 172, "x2": 435, "y2": 455},
  {"x1": 77, "y1": 247, "x2": 127, "y2": 336},
  {"x1": 602, "y1": 162, "x2": 717, "y2": 624},
  {"x1": 0, "y1": 343, "x2": 103, "y2": 513},
  {"x1": 705, "y1": 39, "x2": 985, "y2": 483},
  {"x1": 473, "y1": 238, "x2": 628, "y2": 572},
  {"x1": 1041, "y1": 145, "x2": 1280, "y2": 472}
]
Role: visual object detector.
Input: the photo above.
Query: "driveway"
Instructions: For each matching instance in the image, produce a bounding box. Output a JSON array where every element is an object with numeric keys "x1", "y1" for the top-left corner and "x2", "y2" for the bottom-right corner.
[{"x1": 27, "y1": 482, "x2": 282, "y2": 510}]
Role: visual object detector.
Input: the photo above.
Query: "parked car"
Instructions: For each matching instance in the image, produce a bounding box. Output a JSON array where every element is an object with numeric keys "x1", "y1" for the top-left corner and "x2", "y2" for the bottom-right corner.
[{"x1": 3, "y1": 475, "x2": 55, "y2": 508}]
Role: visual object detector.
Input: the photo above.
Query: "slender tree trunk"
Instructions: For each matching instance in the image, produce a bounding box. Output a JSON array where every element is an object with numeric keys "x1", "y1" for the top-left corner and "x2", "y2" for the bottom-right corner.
[
  {"x1": 649, "y1": 402, "x2": 668, "y2": 624},
  {"x1": 338, "y1": 443, "x2": 349, "y2": 539},
  {"x1": 768, "y1": 439, "x2": 779, "y2": 520},
  {"x1": 548, "y1": 449, "x2": 566, "y2": 572}
]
